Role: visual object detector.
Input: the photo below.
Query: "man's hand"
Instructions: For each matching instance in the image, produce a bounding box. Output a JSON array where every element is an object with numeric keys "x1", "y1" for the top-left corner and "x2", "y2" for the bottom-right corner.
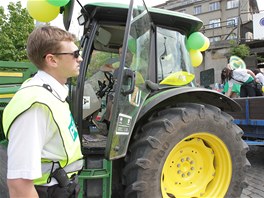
[{"x1": 8, "y1": 179, "x2": 38, "y2": 198}]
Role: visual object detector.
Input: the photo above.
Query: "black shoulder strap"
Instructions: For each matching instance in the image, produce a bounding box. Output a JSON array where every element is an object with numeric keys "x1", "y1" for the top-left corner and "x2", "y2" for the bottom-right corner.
[
  {"x1": 43, "y1": 84, "x2": 53, "y2": 92},
  {"x1": 231, "y1": 77, "x2": 244, "y2": 84}
]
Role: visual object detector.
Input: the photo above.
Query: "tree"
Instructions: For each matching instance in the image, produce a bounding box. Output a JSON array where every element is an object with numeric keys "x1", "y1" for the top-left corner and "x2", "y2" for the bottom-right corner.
[
  {"x1": 0, "y1": 2, "x2": 34, "y2": 61},
  {"x1": 229, "y1": 40, "x2": 250, "y2": 59}
]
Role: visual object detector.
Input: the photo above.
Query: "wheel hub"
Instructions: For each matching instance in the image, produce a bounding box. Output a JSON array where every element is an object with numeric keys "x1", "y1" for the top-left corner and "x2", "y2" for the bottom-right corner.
[{"x1": 161, "y1": 133, "x2": 231, "y2": 198}]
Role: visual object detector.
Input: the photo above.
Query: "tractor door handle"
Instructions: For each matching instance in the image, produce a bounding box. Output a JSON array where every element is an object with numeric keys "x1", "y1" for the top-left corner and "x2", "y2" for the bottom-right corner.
[{"x1": 121, "y1": 68, "x2": 135, "y2": 96}]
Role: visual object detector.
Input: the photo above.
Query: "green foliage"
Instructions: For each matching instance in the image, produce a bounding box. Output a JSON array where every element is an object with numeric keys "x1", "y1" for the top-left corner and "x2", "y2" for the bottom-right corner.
[
  {"x1": 229, "y1": 40, "x2": 250, "y2": 59},
  {"x1": 257, "y1": 54, "x2": 264, "y2": 63},
  {"x1": 0, "y1": 2, "x2": 34, "y2": 61},
  {"x1": 68, "y1": 51, "x2": 118, "y2": 86},
  {"x1": 87, "y1": 51, "x2": 118, "y2": 77}
]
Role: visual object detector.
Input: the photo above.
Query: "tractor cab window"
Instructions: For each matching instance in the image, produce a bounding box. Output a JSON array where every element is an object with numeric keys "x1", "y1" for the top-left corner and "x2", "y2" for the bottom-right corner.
[
  {"x1": 157, "y1": 27, "x2": 194, "y2": 86},
  {"x1": 127, "y1": 9, "x2": 151, "y2": 83},
  {"x1": 82, "y1": 50, "x2": 118, "y2": 120}
]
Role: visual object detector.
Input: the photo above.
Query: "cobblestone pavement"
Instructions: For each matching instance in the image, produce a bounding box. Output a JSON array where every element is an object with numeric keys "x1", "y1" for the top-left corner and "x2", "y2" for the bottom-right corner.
[{"x1": 241, "y1": 146, "x2": 264, "y2": 198}]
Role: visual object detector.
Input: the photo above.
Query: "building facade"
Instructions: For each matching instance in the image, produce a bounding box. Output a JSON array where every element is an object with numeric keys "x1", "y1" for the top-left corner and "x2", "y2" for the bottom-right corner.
[{"x1": 157, "y1": 0, "x2": 259, "y2": 86}]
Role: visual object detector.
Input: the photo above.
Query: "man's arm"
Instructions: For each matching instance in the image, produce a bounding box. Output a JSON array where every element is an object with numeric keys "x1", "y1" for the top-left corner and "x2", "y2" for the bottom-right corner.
[
  {"x1": 225, "y1": 87, "x2": 232, "y2": 97},
  {"x1": 7, "y1": 104, "x2": 49, "y2": 197},
  {"x1": 8, "y1": 179, "x2": 38, "y2": 198},
  {"x1": 247, "y1": 69, "x2": 256, "y2": 79}
]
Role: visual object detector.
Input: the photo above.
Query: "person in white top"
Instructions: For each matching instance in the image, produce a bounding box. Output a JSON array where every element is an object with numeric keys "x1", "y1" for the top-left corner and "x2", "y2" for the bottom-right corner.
[
  {"x1": 3, "y1": 26, "x2": 83, "y2": 198},
  {"x1": 221, "y1": 64, "x2": 257, "y2": 97},
  {"x1": 253, "y1": 68, "x2": 264, "y2": 85}
]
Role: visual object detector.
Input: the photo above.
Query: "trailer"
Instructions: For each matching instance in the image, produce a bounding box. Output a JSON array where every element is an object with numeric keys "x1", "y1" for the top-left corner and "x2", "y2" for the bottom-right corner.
[
  {"x1": 0, "y1": 61, "x2": 36, "y2": 140},
  {"x1": 228, "y1": 97, "x2": 264, "y2": 146},
  {"x1": 0, "y1": 60, "x2": 37, "y2": 197}
]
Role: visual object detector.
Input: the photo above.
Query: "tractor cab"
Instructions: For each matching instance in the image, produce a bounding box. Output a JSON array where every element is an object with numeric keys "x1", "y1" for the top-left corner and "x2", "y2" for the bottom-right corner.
[{"x1": 71, "y1": 0, "x2": 203, "y2": 158}]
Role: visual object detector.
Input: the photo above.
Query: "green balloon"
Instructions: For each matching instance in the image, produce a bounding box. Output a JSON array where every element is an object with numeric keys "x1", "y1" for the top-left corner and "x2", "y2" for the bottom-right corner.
[
  {"x1": 185, "y1": 38, "x2": 191, "y2": 51},
  {"x1": 187, "y1": 32, "x2": 205, "y2": 50},
  {"x1": 128, "y1": 38, "x2": 136, "y2": 54},
  {"x1": 47, "y1": 0, "x2": 70, "y2": 7}
]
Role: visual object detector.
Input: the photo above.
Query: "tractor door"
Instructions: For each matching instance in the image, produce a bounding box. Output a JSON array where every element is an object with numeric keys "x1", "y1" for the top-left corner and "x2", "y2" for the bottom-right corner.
[{"x1": 106, "y1": 0, "x2": 152, "y2": 159}]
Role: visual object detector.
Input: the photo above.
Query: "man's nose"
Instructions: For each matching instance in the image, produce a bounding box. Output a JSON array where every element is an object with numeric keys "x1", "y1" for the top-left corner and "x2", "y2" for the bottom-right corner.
[{"x1": 78, "y1": 56, "x2": 83, "y2": 62}]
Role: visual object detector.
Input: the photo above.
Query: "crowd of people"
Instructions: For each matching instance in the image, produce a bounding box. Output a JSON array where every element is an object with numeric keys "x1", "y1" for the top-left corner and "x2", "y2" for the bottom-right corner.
[{"x1": 220, "y1": 64, "x2": 264, "y2": 98}]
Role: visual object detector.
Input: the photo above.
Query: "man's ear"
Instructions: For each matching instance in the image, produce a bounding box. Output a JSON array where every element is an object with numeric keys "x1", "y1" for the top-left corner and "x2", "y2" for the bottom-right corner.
[{"x1": 44, "y1": 54, "x2": 58, "y2": 68}]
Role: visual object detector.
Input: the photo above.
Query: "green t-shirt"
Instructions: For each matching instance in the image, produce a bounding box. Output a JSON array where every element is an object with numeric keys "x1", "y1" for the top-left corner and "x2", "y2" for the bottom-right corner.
[{"x1": 223, "y1": 82, "x2": 241, "y2": 94}]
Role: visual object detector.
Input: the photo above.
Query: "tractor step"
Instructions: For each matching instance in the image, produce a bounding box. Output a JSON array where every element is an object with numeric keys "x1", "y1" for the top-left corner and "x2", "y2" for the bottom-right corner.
[{"x1": 79, "y1": 157, "x2": 112, "y2": 198}]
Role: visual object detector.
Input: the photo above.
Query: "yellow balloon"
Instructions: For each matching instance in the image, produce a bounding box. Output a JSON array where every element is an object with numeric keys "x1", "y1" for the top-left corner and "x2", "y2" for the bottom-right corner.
[
  {"x1": 27, "y1": 0, "x2": 60, "y2": 22},
  {"x1": 199, "y1": 36, "x2": 210, "y2": 52},
  {"x1": 189, "y1": 49, "x2": 203, "y2": 67}
]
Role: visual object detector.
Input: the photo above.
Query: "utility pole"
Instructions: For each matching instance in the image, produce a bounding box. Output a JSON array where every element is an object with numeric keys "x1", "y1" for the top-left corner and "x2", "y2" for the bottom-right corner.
[{"x1": 237, "y1": 0, "x2": 241, "y2": 44}]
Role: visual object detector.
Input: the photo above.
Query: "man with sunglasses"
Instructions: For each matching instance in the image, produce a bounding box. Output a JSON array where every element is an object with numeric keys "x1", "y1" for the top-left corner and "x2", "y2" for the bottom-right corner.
[{"x1": 3, "y1": 26, "x2": 83, "y2": 198}]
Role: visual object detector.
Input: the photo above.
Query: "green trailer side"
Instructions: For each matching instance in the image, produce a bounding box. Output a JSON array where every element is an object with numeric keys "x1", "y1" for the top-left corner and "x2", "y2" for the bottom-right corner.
[{"x1": 0, "y1": 61, "x2": 37, "y2": 140}]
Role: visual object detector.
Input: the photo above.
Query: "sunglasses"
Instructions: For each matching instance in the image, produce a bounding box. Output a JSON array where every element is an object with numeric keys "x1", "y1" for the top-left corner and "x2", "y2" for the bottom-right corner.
[{"x1": 43, "y1": 50, "x2": 80, "y2": 59}]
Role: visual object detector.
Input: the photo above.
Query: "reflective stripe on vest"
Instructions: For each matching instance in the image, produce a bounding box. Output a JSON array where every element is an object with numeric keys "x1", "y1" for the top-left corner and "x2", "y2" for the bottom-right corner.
[
  {"x1": 41, "y1": 159, "x2": 84, "y2": 174},
  {"x1": 3, "y1": 84, "x2": 83, "y2": 185}
]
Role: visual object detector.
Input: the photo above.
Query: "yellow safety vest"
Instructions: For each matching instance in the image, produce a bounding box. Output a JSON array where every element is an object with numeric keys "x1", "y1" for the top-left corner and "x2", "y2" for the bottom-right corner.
[{"x1": 3, "y1": 84, "x2": 83, "y2": 185}]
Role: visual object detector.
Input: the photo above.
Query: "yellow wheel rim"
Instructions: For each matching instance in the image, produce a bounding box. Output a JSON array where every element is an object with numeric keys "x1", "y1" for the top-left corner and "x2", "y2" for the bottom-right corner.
[{"x1": 161, "y1": 132, "x2": 232, "y2": 197}]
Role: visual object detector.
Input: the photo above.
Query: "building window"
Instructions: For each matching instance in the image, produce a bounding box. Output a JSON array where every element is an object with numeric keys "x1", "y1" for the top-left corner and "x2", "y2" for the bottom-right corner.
[
  {"x1": 227, "y1": 17, "x2": 238, "y2": 27},
  {"x1": 209, "y1": 36, "x2": 221, "y2": 42},
  {"x1": 183, "y1": 0, "x2": 202, "y2": 6},
  {"x1": 227, "y1": 0, "x2": 239, "y2": 9},
  {"x1": 209, "y1": 19, "x2": 221, "y2": 28},
  {"x1": 209, "y1": 2, "x2": 220, "y2": 11},
  {"x1": 194, "y1": 5, "x2": 202, "y2": 14}
]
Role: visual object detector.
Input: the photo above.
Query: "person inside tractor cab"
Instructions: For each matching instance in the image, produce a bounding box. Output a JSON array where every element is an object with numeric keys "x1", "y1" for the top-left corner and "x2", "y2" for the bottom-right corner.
[
  {"x1": 114, "y1": 46, "x2": 133, "y2": 72},
  {"x1": 87, "y1": 46, "x2": 133, "y2": 92},
  {"x1": 86, "y1": 46, "x2": 135, "y2": 135}
]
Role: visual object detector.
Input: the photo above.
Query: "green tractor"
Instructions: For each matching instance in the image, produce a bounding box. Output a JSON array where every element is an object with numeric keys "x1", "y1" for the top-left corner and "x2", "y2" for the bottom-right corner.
[
  {"x1": 69, "y1": 0, "x2": 249, "y2": 197},
  {"x1": 0, "y1": 0, "x2": 250, "y2": 197}
]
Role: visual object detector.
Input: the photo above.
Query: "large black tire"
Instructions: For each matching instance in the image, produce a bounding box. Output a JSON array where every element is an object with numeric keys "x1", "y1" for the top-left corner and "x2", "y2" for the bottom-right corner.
[
  {"x1": 0, "y1": 143, "x2": 9, "y2": 198},
  {"x1": 123, "y1": 103, "x2": 250, "y2": 198}
]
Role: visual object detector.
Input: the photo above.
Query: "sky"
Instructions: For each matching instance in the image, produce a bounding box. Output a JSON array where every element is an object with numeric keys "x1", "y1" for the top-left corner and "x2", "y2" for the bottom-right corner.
[
  {"x1": 0, "y1": 0, "x2": 166, "y2": 37},
  {"x1": 1, "y1": 0, "x2": 262, "y2": 10},
  {"x1": 0, "y1": 0, "x2": 166, "y2": 11},
  {"x1": 1, "y1": 0, "x2": 264, "y2": 37}
]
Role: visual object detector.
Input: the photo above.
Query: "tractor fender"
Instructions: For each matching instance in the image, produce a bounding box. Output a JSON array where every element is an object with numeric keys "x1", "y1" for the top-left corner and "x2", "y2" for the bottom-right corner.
[
  {"x1": 138, "y1": 86, "x2": 241, "y2": 121},
  {"x1": 108, "y1": 87, "x2": 240, "y2": 160}
]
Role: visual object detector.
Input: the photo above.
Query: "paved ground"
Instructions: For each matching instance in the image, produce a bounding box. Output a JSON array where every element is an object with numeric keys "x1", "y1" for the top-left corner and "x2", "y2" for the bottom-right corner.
[{"x1": 242, "y1": 146, "x2": 264, "y2": 198}]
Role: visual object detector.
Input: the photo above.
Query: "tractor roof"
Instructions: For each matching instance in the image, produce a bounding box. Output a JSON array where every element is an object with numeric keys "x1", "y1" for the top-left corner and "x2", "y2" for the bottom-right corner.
[{"x1": 82, "y1": 2, "x2": 203, "y2": 36}]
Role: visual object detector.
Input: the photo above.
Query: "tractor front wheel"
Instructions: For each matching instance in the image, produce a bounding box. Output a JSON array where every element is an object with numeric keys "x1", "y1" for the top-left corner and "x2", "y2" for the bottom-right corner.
[{"x1": 123, "y1": 103, "x2": 249, "y2": 198}]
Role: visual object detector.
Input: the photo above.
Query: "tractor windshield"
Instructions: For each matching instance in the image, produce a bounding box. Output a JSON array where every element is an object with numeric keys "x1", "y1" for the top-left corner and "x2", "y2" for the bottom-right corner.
[{"x1": 157, "y1": 27, "x2": 194, "y2": 86}]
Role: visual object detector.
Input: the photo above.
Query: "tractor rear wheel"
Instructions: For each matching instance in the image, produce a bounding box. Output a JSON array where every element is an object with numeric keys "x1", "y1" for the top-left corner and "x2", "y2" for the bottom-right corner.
[{"x1": 123, "y1": 103, "x2": 249, "y2": 198}]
